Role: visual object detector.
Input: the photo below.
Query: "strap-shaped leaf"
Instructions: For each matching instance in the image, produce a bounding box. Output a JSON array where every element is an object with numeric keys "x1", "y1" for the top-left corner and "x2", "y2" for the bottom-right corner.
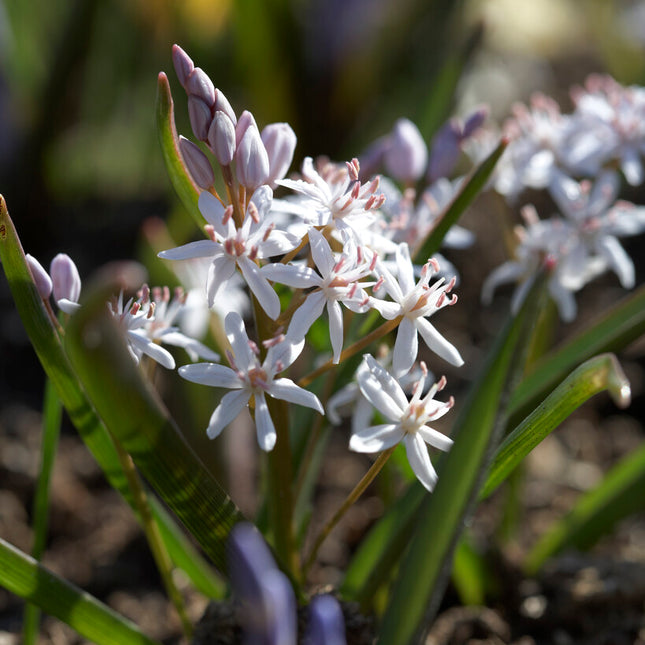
[
  {"x1": 525, "y1": 440, "x2": 645, "y2": 575},
  {"x1": 0, "y1": 197, "x2": 223, "y2": 596},
  {"x1": 481, "y1": 354, "x2": 631, "y2": 500},
  {"x1": 412, "y1": 137, "x2": 507, "y2": 264},
  {"x1": 376, "y1": 275, "x2": 546, "y2": 645},
  {"x1": 63, "y1": 264, "x2": 245, "y2": 574},
  {"x1": 156, "y1": 72, "x2": 203, "y2": 228},
  {"x1": 508, "y1": 284, "x2": 645, "y2": 427},
  {"x1": 0, "y1": 537, "x2": 159, "y2": 645}
]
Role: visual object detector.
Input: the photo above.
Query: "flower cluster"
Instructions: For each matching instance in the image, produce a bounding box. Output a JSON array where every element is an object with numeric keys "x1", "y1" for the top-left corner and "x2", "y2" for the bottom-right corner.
[{"x1": 479, "y1": 76, "x2": 645, "y2": 321}]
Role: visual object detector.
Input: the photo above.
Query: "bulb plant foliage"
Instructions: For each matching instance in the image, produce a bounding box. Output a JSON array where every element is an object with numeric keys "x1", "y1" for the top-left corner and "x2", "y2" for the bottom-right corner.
[{"x1": 0, "y1": 43, "x2": 644, "y2": 645}]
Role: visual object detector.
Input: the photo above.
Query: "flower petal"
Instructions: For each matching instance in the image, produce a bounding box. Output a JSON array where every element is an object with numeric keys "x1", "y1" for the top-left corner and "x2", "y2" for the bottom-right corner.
[
  {"x1": 392, "y1": 316, "x2": 418, "y2": 378},
  {"x1": 404, "y1": 433, "x2": 438, "y2": 492},
  {"x1": 417, "y1": 425, "x2": 453, "y2": 452},
  {"x1": 127, "y1": 330, "x2": 176, "y2": 369},
  {"x1": 415, "y1": 317, "x2": 464, "y2": 367},
  {"x1": 349, "y1": 424, "x2": 403, "y2": 453},
  {"x1": 179, "y1": 362, "x2": 240, "y2": 388},
  {"x1": 254, "y1": 392, "x2": 276, "y2": 451},
  {"x1": 159, "y1": 239, "x2": 220, "y2": 261},
  {"x1": 356, "y1": 356, "x2": 407, "y2": 420},
  {"x1": 328, "y1": 300, "x2": 344, "y2": 363},
  {"x1": 238, "y1": 256, "x2": 280, "y2": 320},
  {"x1": 207, "y1": 389, "x2": 250, "y2": 439},
  {"x1": 270, "y1": 378, "x2": 324, "y2": 415}
]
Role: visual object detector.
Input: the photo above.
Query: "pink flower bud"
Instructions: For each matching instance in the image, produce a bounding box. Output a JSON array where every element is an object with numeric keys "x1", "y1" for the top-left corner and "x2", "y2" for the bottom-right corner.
[
  {"x1": 179, "y1": 136, "x2": 215, "y2": 188},
  {"x1": 188, "y1": 95, "x2": 212, "y2": 142},
  {"x1": 214, "y1": 89, "x2": 237, "y2": 126},
  {"x1": 261, "y1": 122, "x2": 297, "y2": 186},
  {"x1": 50, "y1": 253, "x2": 81, "y2": 305},
  {"x1": 172, "y1": 44, "x2": 194, "y2": 89},
  {"x1": 208, "y1": 111, "x2": 237, "y2": 166},
  {"x1": 384, "y1": 118, "x2": 428, "y2": 183},
  {"x1": 185, "y1": 67, "x2": 216, "y2": 107},
  {"x1": 235, "y1": 125, "x2": 270, "y2": 191},
  {"x1": 235, "y1": 110, "x2": 258, "y2": 146},
  {"x1": 26, "y1": 254, "x2": 52, "y2": 299}
]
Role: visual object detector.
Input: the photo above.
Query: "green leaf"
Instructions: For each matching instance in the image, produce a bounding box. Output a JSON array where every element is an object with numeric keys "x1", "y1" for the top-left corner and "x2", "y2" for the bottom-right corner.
[
  {"x1": 412, "y1": 137, "x2": 507, "y2": 264},
  {"x1": 0, "y1": 537, "x2": 160, "y2": 645},
  {"x1": 481, "y1": 353, "x2": 631, "y2": 500},
  {"x1": 376, "y1": 275, "x2": 546, "y2": 645},
  {"x1": 0, "y1": 197, "x2": 223, "y2": 597},
  {"x1": 63, "y1": 264, "x2": 245, "y2": 574},
  {"x1": 525, "y1": 440, "x2": 645, "y2": 575},
  {"x1": 156, "y1": 72, "x2": 202, "y2": 228},
  {"x1": 507, "y1": 284, "x2": 645, "y2": 428}
]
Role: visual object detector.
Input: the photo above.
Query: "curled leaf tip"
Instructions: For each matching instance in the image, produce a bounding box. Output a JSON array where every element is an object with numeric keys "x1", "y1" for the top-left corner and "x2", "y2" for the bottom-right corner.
[{"x1": 606, "y1": 354, "x2": 631, "y2": 409}]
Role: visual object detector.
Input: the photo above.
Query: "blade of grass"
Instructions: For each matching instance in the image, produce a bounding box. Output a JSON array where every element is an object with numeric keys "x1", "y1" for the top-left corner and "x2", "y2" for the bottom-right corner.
[
  {"x1": 376, "y1": 275, "x2": 546, "y2": 645},
  {"x1": 525, "y1": 440, "x2": 645, "y2": 575},
  {"x1": 481, "y1": 353, "x2": 631, "y2": 500},
  {"x1": 412, "y1": 137, "x2": 507, "y2": 264},
  {"x1": 0, "y1": 537, "x2": 160, "y2": 645},
  {"x1": 507, "y1": 284, "x2": 645, "y2": 428},
  {"x1": 0, "y1": 197, "x2": 224, "y2": 596},
  {"x1": 22, "y1": 377, "x2": 63, "y2": 645},
  {"x1": 62, "y1": 263, "x2": 246, "y2": 575}
]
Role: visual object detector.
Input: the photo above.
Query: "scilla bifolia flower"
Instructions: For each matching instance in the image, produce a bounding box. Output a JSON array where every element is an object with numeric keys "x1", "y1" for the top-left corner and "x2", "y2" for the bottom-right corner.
[
  {"x1": 179, "y1": 311, "x2": 323, "y2": 450},
  {"x1": 350, "y1": 355, "x2": 454, "y2": 492}
]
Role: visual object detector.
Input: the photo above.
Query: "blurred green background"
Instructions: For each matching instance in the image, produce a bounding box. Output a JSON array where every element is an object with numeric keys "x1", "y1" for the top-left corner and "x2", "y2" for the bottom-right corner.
[{"x1": 1, "y1": 0, "x2": 645, "y2": 408}]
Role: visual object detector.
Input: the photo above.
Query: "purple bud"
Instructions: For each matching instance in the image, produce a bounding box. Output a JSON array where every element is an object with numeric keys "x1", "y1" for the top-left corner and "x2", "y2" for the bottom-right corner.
[
  {"x1": 179, "y1": 136, "x2": 215, "y2": 188},
  {"x1": 427, "y1": 120, "x2": 461, "y2": 183},
  {"x1": 207, "y1": 111, "x2": 237, "y2": 166},
  {"x1": 214, "y1": 89, "x2": 237, "y2": 126},
  {"x1": 261, "y1": 122, "x2": 297, "y2": 186},
  {"x1": 185, "y1": 67, "x2": 216, "y2": 107},
  {"x1": 384, "y1": 118, "x2": 428, "y2": 183},
  {"x1": 462, "y1": 105, "x2": 488, "y2": 139},
  {"x1": 188, "y1": 95, "x2": 212, "y2": 142},
  {"x1": 235, "y1": 125, "x2": 270, "y2": 191},
  {"x1": 306, "y1": 595, "x2": 347, "y2": 645},
  {"x1": 50, "y1": 253, "x2": 81, "y2": 305},
  {"x1": 228, "y1": 523, "x2": 296, "y2": 645},
  {"x1": 26, "y1": 254, "x2": 52, "y2": 299},
  {"x1": 172, "y1": 44, "x2": 194, "y2": 89},
  {"x1": 235, "y1": 110, "x2": 259, "y2": 146}
]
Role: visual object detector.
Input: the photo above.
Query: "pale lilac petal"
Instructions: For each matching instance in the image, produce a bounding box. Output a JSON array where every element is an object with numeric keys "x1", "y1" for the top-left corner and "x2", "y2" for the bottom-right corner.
[
  {"x1": 26, "y1": 254, "x2": 53, "y2": 299},
  {"x1": 395, "y1": 243, "x2": 416, "y2": 293},
  {"x1": 127, "y1": 330, "x2": 176, "y2": 369},
  {"x1": 392, "y1": 317, "x2": 418, "y2": 378},
  {"x1": 158, "y1": 331, "x2": 220, "y2": 362},
  {"x1": 326, "y1": 383, "x2": 359, "y2": 425},
  {"x1": 206, "y1": 255, "x2": 236, "y2": 307},
  {"x1": 404, "y1": 434, "x2": 438, "y2": 492},
  {"x1": 358, "y1": 355, "x2": 410, "y2": 413},
  {"x1": 256, "y1": 229, "x2": 301, "y2": 257},
  {"x1": 179, "y1": 362, "x2": 240, "y2": 388},
  {"x1": 621, "y1": 146, "x2": 643, "y2": 186},
  {"x1": 270, "y1": 378, "x2": 324, "y2": 414},
  {"x1": 596, "y1": 235, "x2": 635, "y2": 288},
  {"x1": 159, "y1": 239, "x2": 220, "y2": 261},
  {"x1": 207, "y1": 389, "x2": 250, "y2": 439},
  {"x1": 254, "y1": 392, "x2": 276, "y2": 451},
  {"x1": 225, "y1": 311, "x2": 255, "y2": 369},
  {"x1": 57, "y1": 299, "x2": 82, "y2": 314},
  {"x1": 238, "y1": 256, "x2": 280, "y2": 320},
  {"x1": 308, "y1": 228, "x2": 335, "y2": 276},
  {"x1": 328, "y1": 300, "x2": 344, "y2": 363},
  {"x1": 198, "y1": 191, "x2": 228, "y2": 235},
  {"x1": 288, "y1": 292, "x2": 326, "y2": 340},
  {"x1": 418, "y1": 425, "x2": 453, "y2": 452},
  {"x1": 349, "y1": 424, "x2": 403, "y2": 453},
  {"x1": 415, "y1": 317, "x2": 464, "y2": 367},
  {"x1": 368, "y1": 297, "x2": 402, "y2": 320},
  {"x1": 261, "y1": 263, "x2": 321, "y2": 288},
  {"x1": 548, "y1": 278, "x2": 577, "y2": 323},
  {"x1": 481, "y1": 261, "x2": 525, "y2": 304}
]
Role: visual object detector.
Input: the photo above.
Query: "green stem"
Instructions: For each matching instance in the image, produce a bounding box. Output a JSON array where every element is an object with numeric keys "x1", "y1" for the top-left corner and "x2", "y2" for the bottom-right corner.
[
  {"x1": 298, "y1": 316, "x2": 402, "y2": 388},
  {"x1": 22, "y1": 377, "x2": 63, "y2": 645},
  {"x1": 303, "y1": 447, "x2": 395, "y2": 577},
  {"x1": 112, "y1": 439, "x2": 193, "y2": 640}
]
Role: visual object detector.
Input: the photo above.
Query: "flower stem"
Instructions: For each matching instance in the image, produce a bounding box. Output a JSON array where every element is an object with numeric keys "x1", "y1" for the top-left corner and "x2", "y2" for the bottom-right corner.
[
  {"x1": 303, "y1": 446, "x2": 396, "y2": 577},
  {"x1": 298, "y1": 316, "x2": 402, "y2": 388},
  {"x1": 112, "y1": 439, "x2": 193, "y2": 639}
]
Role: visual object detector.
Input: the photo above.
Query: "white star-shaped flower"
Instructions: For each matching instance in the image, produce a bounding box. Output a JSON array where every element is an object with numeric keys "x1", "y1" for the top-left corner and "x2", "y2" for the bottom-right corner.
[
  {"x1": 179, "y1": 312, "x2": 323, "y2": 450},
  {"x1": 370, "y1": 243, "x2": 463, "y2": 377},
  {"x1": 262, "y1": 228, "x2": 375, "y2": 362},
  {"x1": 158, "y1": 186, "x2": 299, "y2": 320},
  {"x1": 350, "y1": 355, "x2": 454, "y2": 492}
]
